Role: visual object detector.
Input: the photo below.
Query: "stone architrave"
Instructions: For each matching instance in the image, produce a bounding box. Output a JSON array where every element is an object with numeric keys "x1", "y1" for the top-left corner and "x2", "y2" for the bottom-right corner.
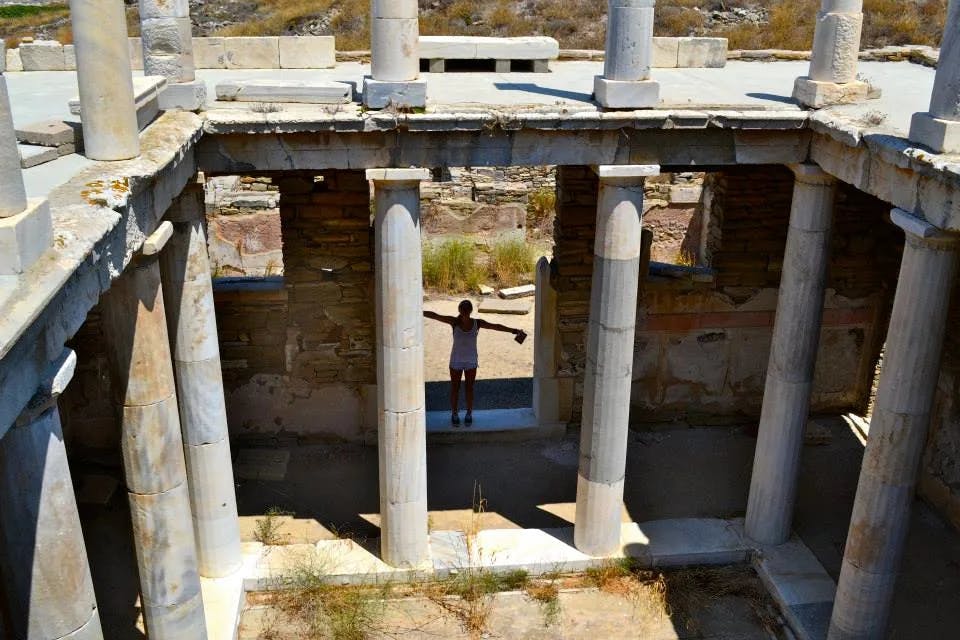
[
  {"x1": 909, "y1": 0, "x2": 960, "y2": 153},
  {"x1": 102, "y1": 246, "x2": 208, "y2": 639},
  {"x1": 594, "y1": 1, "x2": 660, "y2": 109},
  {"x1": 828, "y1": 209, "x2": 960, "y2": 640},
  {"x1": 368, "y1": 168, "x2": 431, "y2": 567},
  {"x1": 745, "y1": 164, "x2": 836, "y2": 546},
  {"x1": 160, "y1": 186, "x2": 242, "y2": 578},
  {"x1": 793, "y1": 1, "x2": 872, "y2": 108},
  {"x1": 0, "y1": 351, "x2": 105, "y2": 640},
  {"x1": 364, "y1": 0, "x2": 426, "y2": 109},
  {"x1": 574, "y1": 165, "x2": 659, "y2": 556},
  {"x1": 69, "y1": 0, "x2": 140, "y2": 159}
]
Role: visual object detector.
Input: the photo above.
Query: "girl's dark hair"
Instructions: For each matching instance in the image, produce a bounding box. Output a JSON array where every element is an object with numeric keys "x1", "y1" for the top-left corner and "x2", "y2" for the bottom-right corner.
[{"x1": 458, "y1": 300, "x2": 473, "y2": 314}]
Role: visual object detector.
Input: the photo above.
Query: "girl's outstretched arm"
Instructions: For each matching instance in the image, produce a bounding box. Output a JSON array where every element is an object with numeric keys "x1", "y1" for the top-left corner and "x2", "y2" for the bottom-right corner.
[
  {"x1": 424, "y1": 310, "x2": 457, "y2": 326},
  {"x1": 477, "y1": 319, "x2": 523, "y2": 336}
]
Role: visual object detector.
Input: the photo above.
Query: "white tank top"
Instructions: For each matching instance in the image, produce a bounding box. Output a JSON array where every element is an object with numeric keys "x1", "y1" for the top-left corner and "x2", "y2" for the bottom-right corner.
[{"x1": 450, "y1": 319, "x2": 480, "y2": 368}]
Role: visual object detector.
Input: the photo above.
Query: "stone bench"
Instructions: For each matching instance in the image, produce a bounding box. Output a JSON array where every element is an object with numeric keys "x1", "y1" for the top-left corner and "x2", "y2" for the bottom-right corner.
[{"x1": 419, "y1": 36, "x2": 560, "y2": 73}]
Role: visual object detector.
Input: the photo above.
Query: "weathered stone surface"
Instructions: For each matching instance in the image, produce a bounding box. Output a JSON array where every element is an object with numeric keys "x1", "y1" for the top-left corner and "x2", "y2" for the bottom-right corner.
[
  {"x1": 18, "y1": 143, "x2": 57, "y2": 168},
  {"x1": 18, "y1": 41, "x2": 65, "y2": 71},
  {"x1": 215, "y1": 79, "x2": 351, "y2": 104},
  {"x1": 279, "y1": 35, "x2": 335, "y2": 69},
  {"x1": 0, "y1": 198, "x2": 51, "y2": 275},
  {"x1": 224, "y1": 37, "x2": 279, "y2": 69},
  {"x1": 16, "y1": 119, "x2": 81, "y2": 147},
  {"x1": 159, "y1": 79, "x2": 207, "y2": 111},
  {"x1": 793, "y1": 76, "x2": 872, "y2": 108},
  {"x1": 593, "y1": 76, "x2": 660, "y2": 109},
  {"x1": 677, "y1": 37, "x2": 727, "y2": 68},
  {"x1": 5, "y1": 47, "x2": 22, "y2": 72},
  {"x1": 479, "y1": 298, "x2": 531, "y2": 315},
  {"x1": 418, "y1": 36, "x2": 559, "y2": 61},
  {"x1": 363, "y1": 78, "x2": 427, "y2": 109},
  {"x1": 193, "y1": 37, "x2": 226, "y2": 68},
  {"x1": 651, "y1": 37, "x2": 678, "y2": 68}
]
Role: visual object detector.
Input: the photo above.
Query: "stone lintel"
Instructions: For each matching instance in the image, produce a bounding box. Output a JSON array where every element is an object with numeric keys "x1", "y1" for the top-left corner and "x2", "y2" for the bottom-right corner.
[
  {"x1": 366, "y1": 168, "x2": 431, "y2": 185},
  {"x1": 143, "y1": 220, "x2": 174, "y2": 255},
  {"x1": 789, "y1": 163, "x2": 835, "y2": 185},
  {"x1": 594, "y1": 164, "x2": 660, "y2": 183},
  {"x1": 890, "y1": 208, "x2": 957, "y2": 242},
  {"x1": 15, "y1": 349, "x2": 77, "y2": 426}
]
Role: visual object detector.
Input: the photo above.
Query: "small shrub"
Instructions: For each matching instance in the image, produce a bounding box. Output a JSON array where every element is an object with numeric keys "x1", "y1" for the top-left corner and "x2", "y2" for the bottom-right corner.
[
  {"x1": 254, "y1": 507, "x2": 292, "y2": 546},
  {"x1": 525, "y1": 580, "x2": 562, "y2": 627},
  {"x1": 490, "y1": 238, "x2": 535, "y2": 287},
  {"x1": 527, "y1": 187, "x2": 557, "y2": 232},
  {"x1": 422, "y1": 238, "x2": 486, "y2": 293}
]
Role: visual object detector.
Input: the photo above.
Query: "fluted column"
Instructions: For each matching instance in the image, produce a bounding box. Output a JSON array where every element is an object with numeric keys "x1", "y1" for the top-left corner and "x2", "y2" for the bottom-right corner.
[
  {"x1": 574, "y1": 165, "x2": 659, "y2": 556},
  {"x1": 364, "y1": 0, "x2": 427, "y2": 109},
  {"x1": 745, "y1": 164, "x2": 836, "y2": 545},
  {"x1": 594, "y1": 1, "x2": 660, "y2": 109},
  {"x1": 793, "y1": 1, "x2": 874, "y2": 108},
  {"x1": 828, "y1": 209, "x2": 960, "y2": 640},
  {"x1": 159, "y1": 185, "x2": 242, "y2": 578},
  {"x1": 102, "y1": 231, "x2": 208, "y2": 639},
  {"x1": 69, "y1": 0, "x2": 140, "y2": 160},
  {"x1": 138, "y1": 0, "x2": 206, "y2": 110},
  {"x1": 369, "y1": 168, "x2": 431, "y2": 567},
  {"x1": 0, "y1": 350, "x2": 105, "y2": 640},
  {"x1": 909, "y1": 0, "x2": 960, "y2": 153},
  {"x1": 0, "y1": 39, "x2": 52, "y2": 276}
]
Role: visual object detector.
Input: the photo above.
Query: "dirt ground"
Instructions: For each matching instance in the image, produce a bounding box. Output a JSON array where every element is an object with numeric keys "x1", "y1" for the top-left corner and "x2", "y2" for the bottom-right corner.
[{"x1": 423, "y1": 295, "x2": 536, "y2": 412}]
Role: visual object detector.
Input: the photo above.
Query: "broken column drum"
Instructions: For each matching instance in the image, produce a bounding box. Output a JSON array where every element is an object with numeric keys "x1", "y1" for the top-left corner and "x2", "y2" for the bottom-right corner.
[
  {"x1": 828, "y1": 210, "x2": 960, "y2": 640},
  {"x1": 68, "y1": 0, "x2": 140, "y2": 160},
  {"x1": 594, "y1": 1, "x2": 660, "y2": 108},
  {"x1": 103, "y1": 252, "x2": 208, "y2": 639},
  {"x1": 370, "y1": 168, "x2": 431, "y2": 568},
  {"x1": 160, "y1": 188, "x2": 243, "y2": 579},
  {"x1": 139, "y1": 0, "x2": 196, "y2": 82},
  {"x1": 574, "y1": 165, "x2": 658, "y2": 556},
  {"x1": 809, "y1": 0, "x2": 864, "y2": 84},
  {"x1": 0, "y1": 351, "x2": 105, "y2": 640},
  {"x1": 371, "y1": 0, "x2": 419, "y2": 82},
  {"x1": 745, "y1": 165, "x2": 836, "y2": 546}
]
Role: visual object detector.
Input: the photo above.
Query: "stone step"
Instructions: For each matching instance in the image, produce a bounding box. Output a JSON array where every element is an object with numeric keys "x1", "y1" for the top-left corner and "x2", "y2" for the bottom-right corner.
[
  {"x1": 215, "y1": 80, "x2": 352, "y2": 104},
  {"x1": 18, "y1": 143, "x2": 58, "y2": 168}
]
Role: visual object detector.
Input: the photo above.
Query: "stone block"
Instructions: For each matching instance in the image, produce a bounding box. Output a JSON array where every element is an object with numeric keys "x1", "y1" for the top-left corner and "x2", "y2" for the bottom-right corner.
[
  {"x1": 5, "y1": 48, "x2": 22, "y2": 72},
  {"x1": 158, "y1": 79, "x2": 207, "y2": 111},
  {"x1": 418, "y1": 36, "x2": 560, "y2": 60},
  {"x1": 652, "y1": 37, "x2": 679, "y2": 68},
  {"x1": 193, "y1": 37, "x2": 226, "y2": 69},
  {"x1": 70, "y1": 75, "x2": 167, "y2": 131},
  {"x1": 16, "y1": 119, "x2": 81, "y2": 147},
  {"x1": 478, "y1": 298, "x2": 531, "y2": 315},
  {"x1": 909, "y1": 111, "x2": 960, "y2": 155},
  {"x1": 677, "y1": 37, "x2": 728, "y2": 68},
  {"x1": 594, "y1": 76, "x2": 660, "y2": 109},
  {"x1": 669, "y1": 184, "x2": 703, "y2": 204},
  {"x1": 215, "y1": 79, "x2": 351, "y2": 104},
  {"x1": 129, "y1": 37, "x2": 144, "y2": 70},
  {"x1": 279, "y1": 36, "x2": 335, "y2": 69},
  {"x1": 19, "y1": 41, "x2": 65, "y2": 71},
  {"x1": 224, "y1": 37, "x2": 280, "y2": 69},
  {"x1": 18, "y1": 144, "x2": 58, "y2": 168},
  {"x1": 0, "y1": 198, "x2": 52, "y2": 275},
  {"x1": 499, "y1": 284, "x2": 535, "y2": 299},
  {"x1": 62, "y1": 44, "x2": 76, "y2": 70},
  {"x1": 792, "y1": 76, "x2": 873, "y2": 108},
  {"x1": 363, "y1": 78, "x2": 427, "y2": 109}
]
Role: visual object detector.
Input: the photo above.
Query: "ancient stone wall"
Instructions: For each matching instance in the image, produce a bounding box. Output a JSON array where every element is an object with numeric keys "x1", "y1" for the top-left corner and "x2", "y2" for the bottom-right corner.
[{"x1": 554, "y1": 165, "x2": 902, "y2": 426}]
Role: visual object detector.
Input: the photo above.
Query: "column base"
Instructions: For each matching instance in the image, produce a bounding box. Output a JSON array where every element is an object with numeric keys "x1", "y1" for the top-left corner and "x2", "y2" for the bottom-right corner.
[
  {"x1": 593, "y1": 76, "x2": 660, "y2": 110},
  {"x1": 909, "y1": 111, "x2": 960, "y2": 155},
  {"x1": 159, "y1": 79, "x2": 208, "y2": 112},
  {"x1": 363, "y1": 78, "x2": 427, "y2": 109},
  {"x1": 792, "y1": 76, "x2": 877, "y2": 108},
  {"x1": 0, "y1": 198, "x2": 52, "y2": 275}
]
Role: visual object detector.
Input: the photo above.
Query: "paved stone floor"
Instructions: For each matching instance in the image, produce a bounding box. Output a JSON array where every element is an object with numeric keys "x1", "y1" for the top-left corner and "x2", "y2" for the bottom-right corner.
[{"x1": 75, "y1": 417, "x2": 960, "y2": 638}]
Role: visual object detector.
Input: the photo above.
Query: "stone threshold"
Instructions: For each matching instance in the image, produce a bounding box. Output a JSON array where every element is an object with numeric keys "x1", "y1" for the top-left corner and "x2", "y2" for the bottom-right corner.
[
  {"x1": 425, "y1": 407, "x2": 565, "y2": 441},
  {"x1": 240, "y1": 517, "x2": 834, "y2": 640}
]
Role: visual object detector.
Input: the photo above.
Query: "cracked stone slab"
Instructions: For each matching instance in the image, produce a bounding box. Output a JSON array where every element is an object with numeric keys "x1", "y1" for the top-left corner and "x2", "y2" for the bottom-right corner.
[{"x1": 215, "y1": 80, "x2": 352, "y2": 104}]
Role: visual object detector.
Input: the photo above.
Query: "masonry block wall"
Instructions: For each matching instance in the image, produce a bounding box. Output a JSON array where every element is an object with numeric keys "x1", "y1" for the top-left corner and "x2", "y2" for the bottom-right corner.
[
  {"x1": 213, "y1": 170, "x2": 377, "y2": 442},
  {"x1": 554, "y1": 165, "x2": 903, "y2": 426}
]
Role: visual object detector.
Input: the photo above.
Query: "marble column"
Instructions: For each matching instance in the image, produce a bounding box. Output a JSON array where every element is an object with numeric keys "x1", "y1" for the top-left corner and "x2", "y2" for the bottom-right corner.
[
  {"x1": 828, "y1": 209, "x2": 960, "y2": 640},
  {"x1": 793, "y1": 1, "x2": 873, "y2": 108},
  {"x1": 0, "y1": 39, "x2": 52, "y2": 276},
  {"x1": 533, "y1": 256, "x2": 564, "y2": 426},
  {"x1": 0, "y1": 351, "x2": 105, "y2": 640},
  {"x1": 745, "y1": 164, "x2": 836, "y2": 546},
  {"x1": 575, "y1": 165, "x2": 659, "y2": 556},
  {"x1": 369, "y1": 168, "x2": 430, "y2": 568},
  {"x1": 102, "y1": 234, "x2": 208, "y2": 638},
  {"x1": 69, "y1": 0, "x2": 140, "y2": 160},
  {"x1": 138, "y1": 0, "x2": 206, "y2": 110},
  {"x1": 159, "y1": 185, "x2": 242, "y2": 578},
  {"x1": 364, "y1": 0, "x2": 426, "y2": 109},
  {"x1": 909, "y1": 0, "x2": 960, "y2": 153},
  {"x1": 594, "y1": 1, "x2": 660, "y2": 109}
]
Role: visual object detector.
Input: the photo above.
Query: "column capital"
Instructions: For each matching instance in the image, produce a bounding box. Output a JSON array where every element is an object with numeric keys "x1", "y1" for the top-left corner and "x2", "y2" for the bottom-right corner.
[
  {"x1": 366, "y1": 168, "x2": 431, "y2": 187},
  {"x1": 891, "y1": 208, "x2": 960, "y2": 245},
  {"x1": 789, "y1": 163, "x2": 835, "y2": 186},
  {"x1": 594, "y1": 165, "x2": 660, "y2": 184},
  {"x1": 15, "y1": 349, "x2": 77, "y2": 427}
]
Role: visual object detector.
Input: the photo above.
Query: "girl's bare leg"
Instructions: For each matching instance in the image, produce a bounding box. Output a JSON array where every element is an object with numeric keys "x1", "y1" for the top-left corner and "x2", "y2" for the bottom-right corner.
[
  {"x1": 464, "y1": 369, "x2": 477, "y2": 420},
  {"x1": 449, "y1": 368, "x2": 462, "y2": 416}
]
